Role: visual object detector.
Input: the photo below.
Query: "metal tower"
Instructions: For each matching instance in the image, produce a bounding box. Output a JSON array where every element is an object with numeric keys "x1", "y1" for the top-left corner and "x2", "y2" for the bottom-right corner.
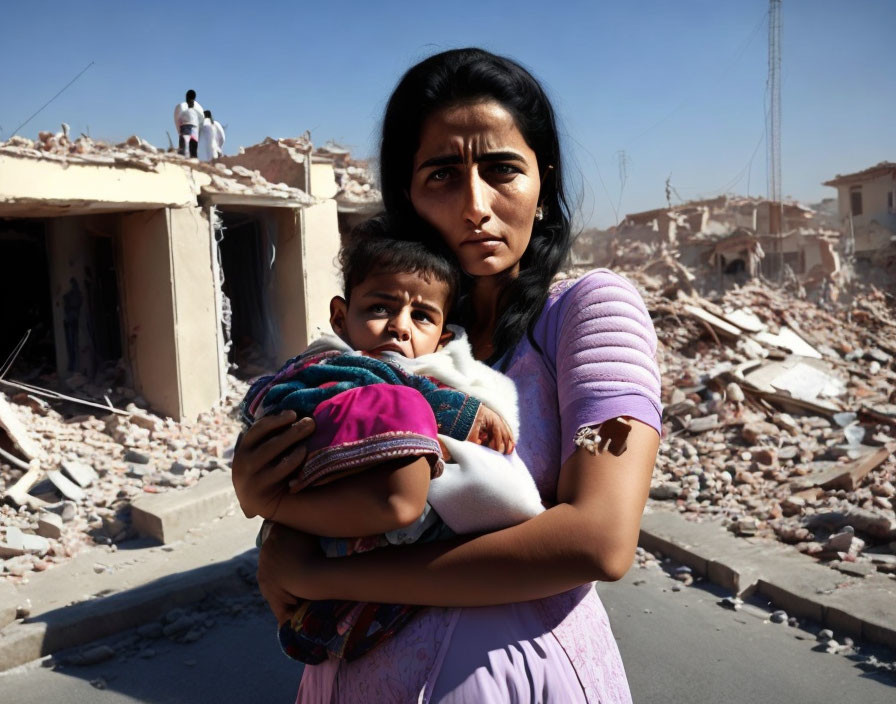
[{"x1": 767, "y1": 0, "x2": 783, "y2": 273}]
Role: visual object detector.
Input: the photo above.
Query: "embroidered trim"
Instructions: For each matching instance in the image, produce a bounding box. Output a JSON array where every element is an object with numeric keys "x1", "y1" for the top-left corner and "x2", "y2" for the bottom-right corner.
[{"x1": 296, "y1": 431, "x2": 444, "y2": 491}]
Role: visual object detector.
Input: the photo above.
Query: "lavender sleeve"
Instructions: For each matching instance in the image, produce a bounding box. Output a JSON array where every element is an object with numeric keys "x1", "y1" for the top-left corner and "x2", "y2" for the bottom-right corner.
[{"x1": 538, "y1": 270, "x2": 663, "y2": 463}]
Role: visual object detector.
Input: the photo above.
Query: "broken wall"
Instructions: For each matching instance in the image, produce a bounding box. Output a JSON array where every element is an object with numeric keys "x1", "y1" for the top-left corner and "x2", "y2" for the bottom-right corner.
[{"x1": 118, "y1": 207, "x2": 223, "y2": 420}]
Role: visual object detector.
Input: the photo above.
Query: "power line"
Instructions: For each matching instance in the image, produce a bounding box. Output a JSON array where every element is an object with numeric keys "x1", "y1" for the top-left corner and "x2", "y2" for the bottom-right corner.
[{"x1": 10, "y1": 61, "x2": 95, "y2": 137}]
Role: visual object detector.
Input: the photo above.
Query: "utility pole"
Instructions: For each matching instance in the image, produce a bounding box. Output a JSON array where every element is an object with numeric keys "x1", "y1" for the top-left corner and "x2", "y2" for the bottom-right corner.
[{"x1": 767, "y1": 0, "x2": 783, "y2": 278}]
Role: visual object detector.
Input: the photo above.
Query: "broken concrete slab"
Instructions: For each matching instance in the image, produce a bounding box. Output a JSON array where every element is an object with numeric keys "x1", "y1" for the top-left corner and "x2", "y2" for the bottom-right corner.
[
  {"x1": 60, "y1": 460, "x2": 98, "y2": 488},
  {"x1": 36, "y1": 512, "x2": 63, "y2": 540},
  {"x1": 806, "y1": 445, "x2": 894, "y2": 492},
  {"x1": 2, "y1": 527, "x2": 49, "y2": 556},
  {"x1": 45, "y1": 469, "x2": 85, "y2": 502},
  {"x1": 0, "y1": 394, "x2": 42, "y2": 461},
  {"x1": 130, "y1": 470, "x2": 237, "y2": 544}
]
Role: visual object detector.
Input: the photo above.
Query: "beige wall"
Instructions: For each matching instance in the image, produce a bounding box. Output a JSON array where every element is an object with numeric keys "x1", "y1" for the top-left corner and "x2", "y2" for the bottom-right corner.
[
  {"x1": 0, "y1": 156, "x2": 205, "y2": 216},
  {"x1": 272, "y1": 208, "x2": 308, "y2": 363},
  {"x1": 300, "y1": 200, "x2": 342, "y2": 341},
  {"x1": 309, "y1": 162, "x2": 339, "y2": 199},
  {"x1": 118, "y1": 209, "x2": 180, "y2": 417},
  {"x1": 118, "y1": 207, "x2": 224, "y2": 420},
  {"x1": 46, "y1": 218, "x2": 92, "y2": 379},
  {"x1": 270, "y1": 201, "x2": 342, "y2": 363},
  {"x1": 167, "y1": 207, "x2": 224, "y2": 418}
]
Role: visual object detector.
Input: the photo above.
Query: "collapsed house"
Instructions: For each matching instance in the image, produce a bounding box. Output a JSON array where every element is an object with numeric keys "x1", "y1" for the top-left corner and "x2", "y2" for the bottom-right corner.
[
  {"x1": 573, "y1": 195, "x2": 843, "y2": 295},
  {"x1": 0, "y1": 131, "x2": 344, "y2": 420}
]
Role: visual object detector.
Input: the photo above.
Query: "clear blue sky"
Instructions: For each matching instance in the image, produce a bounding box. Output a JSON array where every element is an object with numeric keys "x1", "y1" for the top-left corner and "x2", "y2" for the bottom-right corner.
[{"x1": 2, "y1": 0, "x2": 892, "y2": 227}]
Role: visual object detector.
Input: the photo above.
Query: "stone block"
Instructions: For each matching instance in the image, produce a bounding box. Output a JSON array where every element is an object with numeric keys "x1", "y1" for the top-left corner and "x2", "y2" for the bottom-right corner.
[{"x1": 130, "y1": 471, "x2": 236, "y2": 544}]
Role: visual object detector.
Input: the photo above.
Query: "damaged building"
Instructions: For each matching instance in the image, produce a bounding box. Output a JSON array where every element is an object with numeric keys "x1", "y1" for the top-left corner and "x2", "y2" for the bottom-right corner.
[
  {"x1": 0, "y1": 132, "x2": 343, "y2": 421},
  {"x1": 575, "y1": 195, "x2": 842, "y2": 293},
  {"x1": 823, "y1": 161, "x2": 896, "y2": 281}
]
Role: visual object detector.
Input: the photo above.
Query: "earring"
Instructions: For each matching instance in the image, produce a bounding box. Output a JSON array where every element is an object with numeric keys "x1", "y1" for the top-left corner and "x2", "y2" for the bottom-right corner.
[{"x1": 534, "y1": 206, "x2": 544, "y2": 222}]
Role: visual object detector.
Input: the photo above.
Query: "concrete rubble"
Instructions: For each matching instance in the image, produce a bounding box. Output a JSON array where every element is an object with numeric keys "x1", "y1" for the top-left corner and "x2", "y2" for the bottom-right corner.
[
  {"x1": 566, "y1": 231, "x2": 896, "y2": 582},
  {"x1": 0, "y1": 377, "x2": 247, "y2": 582}
]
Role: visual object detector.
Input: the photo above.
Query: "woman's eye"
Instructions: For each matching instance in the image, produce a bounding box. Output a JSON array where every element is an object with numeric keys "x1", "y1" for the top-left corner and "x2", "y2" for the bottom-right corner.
[
  {"x1": 428, "y1": 168, "x2": 454, "y2": 182},
  {"x1": 490, "y1": 163, "x2": 520, "y2": 177}
]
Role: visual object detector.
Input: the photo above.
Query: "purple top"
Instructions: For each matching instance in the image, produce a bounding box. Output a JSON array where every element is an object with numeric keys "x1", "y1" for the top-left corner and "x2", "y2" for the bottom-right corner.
[{"x1": 295, "y1": 270, "x2": 662, "y2": 703}]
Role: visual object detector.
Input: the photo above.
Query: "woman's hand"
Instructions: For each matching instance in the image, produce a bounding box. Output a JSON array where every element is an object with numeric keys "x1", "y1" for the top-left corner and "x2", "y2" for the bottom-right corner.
[
  {"x1": 256, "y1": 523, "x2": 325, "y2": 624},
  {"x1": 231, "y1": 411, "x2": 316, "y2": 520}
]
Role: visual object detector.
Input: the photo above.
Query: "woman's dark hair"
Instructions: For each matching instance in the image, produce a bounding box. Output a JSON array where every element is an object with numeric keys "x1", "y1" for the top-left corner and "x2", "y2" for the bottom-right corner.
[
  {"x1": 186, "y1": 89, "x2": 196, "y2": 107},
  {"x1": 340, "y1": 219, "x2": 460, "y2": 313},
  {"x1": 380, "y1": 48, "x2": 573, "y2": 366}
]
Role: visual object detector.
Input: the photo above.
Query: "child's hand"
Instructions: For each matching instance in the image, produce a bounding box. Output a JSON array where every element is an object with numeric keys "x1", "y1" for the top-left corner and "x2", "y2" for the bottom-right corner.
[{"x1": 467, "y1": 405, "x2": 515, "y2": 454}]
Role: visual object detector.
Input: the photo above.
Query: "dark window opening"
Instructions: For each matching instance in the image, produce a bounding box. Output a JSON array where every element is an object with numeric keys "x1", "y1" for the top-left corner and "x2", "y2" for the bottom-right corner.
[
  {"x1": 0, "y1": 220, "x2": 54, "y2": 380},
  {"x1": 850, "y1": 188, "x2": 863, "y2": 216}
]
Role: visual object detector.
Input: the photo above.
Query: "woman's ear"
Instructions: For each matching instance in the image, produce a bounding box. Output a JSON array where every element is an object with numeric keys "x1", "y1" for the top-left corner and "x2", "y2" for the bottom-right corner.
[{"x1": 329, "y1": 296, "x2": 349, "y2": 337}]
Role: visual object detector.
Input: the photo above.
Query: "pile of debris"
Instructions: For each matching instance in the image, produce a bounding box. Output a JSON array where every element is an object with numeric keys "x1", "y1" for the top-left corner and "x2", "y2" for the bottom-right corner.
[
  {"x1": 0, "y1": 377, "x2": 247, "y2": 581},
  {"x1": 314, "y1": 141, "x2": 381, "y2": 211},
  {"x1": 574, "y1": 246, "x2": 896, "y2": 579}
]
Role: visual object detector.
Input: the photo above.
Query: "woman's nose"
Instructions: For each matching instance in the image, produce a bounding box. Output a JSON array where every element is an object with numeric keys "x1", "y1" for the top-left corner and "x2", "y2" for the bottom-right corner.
[{"x1": 462, "y1": 170, "x2": 491, "y2": 229}]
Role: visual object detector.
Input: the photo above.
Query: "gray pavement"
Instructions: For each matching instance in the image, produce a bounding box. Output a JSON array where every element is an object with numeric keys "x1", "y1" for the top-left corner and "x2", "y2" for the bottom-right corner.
[{"x1": 0, "y1": 566, "x2": 892, "y2": 703}]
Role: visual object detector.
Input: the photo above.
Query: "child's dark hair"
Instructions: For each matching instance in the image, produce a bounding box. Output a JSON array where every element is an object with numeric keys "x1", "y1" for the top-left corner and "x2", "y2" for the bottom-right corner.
[{"x1": 340, "y1": 217, "x2": 460, "y2": 311}]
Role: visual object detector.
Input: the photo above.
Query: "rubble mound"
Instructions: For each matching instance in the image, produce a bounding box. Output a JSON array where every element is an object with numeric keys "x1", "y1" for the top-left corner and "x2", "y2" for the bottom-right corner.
[{"x1": 568, "y1": 249, "x2": 895, "y2": 579}]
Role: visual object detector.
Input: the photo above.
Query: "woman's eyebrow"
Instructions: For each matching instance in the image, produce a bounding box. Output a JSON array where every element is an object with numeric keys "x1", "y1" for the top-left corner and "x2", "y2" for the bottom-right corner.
[{"x1": 417, "y1": 150, "x2": 528, "y2": 171}]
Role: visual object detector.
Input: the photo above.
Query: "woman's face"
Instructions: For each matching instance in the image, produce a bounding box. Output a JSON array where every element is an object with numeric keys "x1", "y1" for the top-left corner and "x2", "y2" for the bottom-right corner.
[{"x1": 409, "y1": 101, "x2": 541, "y2": 278}]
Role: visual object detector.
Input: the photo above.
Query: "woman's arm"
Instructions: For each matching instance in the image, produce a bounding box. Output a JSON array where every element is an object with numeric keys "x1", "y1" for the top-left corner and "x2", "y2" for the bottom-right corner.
[
  {"x1": 231, "y1": 411, "x2": 430, "y2": 536},
  {"x1": 257, "y1": 419, "x2": 658, "y2": 610}
]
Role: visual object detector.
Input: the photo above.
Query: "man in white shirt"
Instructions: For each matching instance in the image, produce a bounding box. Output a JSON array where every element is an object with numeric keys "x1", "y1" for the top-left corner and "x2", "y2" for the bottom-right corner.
[
  {"x1": 173, "y1": 89, "x2": 204, "y2": 157},
  {"x1": 198, "y1": 110, "x2": 226, "y2": 162}
]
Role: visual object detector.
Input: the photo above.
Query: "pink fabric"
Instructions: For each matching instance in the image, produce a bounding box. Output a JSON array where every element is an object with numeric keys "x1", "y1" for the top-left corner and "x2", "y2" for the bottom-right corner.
[
  {"x1": 295, "y1": 385, "x2": 443, "y2": 491},
  {"x1": 295, "y1": 269, "x2": 661, "y2": 703}
]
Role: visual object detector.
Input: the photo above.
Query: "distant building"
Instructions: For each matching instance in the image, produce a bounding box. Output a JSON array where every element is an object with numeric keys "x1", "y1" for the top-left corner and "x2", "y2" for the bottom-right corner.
[{"x1": 823, "y1": 161, "x2": 896, "y2": 261}]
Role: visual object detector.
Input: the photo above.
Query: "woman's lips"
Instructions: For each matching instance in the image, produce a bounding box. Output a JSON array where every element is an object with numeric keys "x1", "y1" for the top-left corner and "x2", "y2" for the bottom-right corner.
[{"x1": 462, "y1": 233, "x2": 503, "y2": 246}]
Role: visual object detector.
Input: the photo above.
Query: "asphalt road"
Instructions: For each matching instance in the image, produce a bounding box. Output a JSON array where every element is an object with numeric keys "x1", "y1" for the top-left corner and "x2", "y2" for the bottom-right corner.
[{"x1": 0, "y1": 565, "x2": 893, "y2": 703}]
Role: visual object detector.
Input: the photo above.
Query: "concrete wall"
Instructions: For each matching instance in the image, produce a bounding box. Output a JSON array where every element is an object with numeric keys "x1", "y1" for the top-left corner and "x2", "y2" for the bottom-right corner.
[
  {"x1": 218, "y1": 142, "x2": 310, "y2": 192},
  {"x1": 118, "y1": 209, "x2": 180, "y2": 417},
  {"x1": 118, "y1": 207, "x2": 224, "y2": 420},
  {"x1": 300, "y1": 200, "x2": 342, "y2": 340},
  {"x1": 0, "y1": 156, "x2": 205, "y2": 216},
  {"x1": 46, "y1": 218, "x2": 93, "y2": 379},
  {"x1": 270, "y1": 201, "x2": 341, "y2": 363},
  {"x1": 309, "y1": 162, "x2": 339, "y2": 199},
  {"x1": 167, "y1": 207, "x2": 224, "y2": 418},
  {"x1": 272, "y1": 208, "x2": 308, "y2": 363}
]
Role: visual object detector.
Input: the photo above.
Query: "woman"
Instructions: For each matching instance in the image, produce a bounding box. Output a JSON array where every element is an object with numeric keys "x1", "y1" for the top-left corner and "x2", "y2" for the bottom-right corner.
[{"x1": 232, "y1": 48, "x2": 662, "y2": 703}]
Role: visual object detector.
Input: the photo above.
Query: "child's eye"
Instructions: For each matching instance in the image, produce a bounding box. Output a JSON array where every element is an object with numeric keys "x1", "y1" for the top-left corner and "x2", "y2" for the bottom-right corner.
[
  {"x1": 412, "y1": 310, "x2": 433, "y2": 323},
  {"x1": 369, "y1": 304, "x2": 390, "y2": 315}
]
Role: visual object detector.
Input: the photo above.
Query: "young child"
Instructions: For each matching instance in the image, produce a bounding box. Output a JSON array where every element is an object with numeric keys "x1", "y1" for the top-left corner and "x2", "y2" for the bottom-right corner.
[{"x1": 240, "y1": 228, "x2": 544, "y2": 663}]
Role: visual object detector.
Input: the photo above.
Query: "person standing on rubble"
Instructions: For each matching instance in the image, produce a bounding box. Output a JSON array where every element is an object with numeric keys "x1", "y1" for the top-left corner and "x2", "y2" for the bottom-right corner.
[
  {"x1": 173, "y1": 89, "x2": 203, "y2": 158},
  {"x1": 232, "y1": 47, "x2": 662, "y2": 703},
  {"x1": 197, "y1": 110, "x2": 225, "y2": 162}
]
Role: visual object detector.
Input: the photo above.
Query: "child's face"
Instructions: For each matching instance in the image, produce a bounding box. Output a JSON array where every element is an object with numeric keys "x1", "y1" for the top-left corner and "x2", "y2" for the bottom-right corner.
[{"x1": 329, "y1": 270, "x2": 451, "y2": 358}]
